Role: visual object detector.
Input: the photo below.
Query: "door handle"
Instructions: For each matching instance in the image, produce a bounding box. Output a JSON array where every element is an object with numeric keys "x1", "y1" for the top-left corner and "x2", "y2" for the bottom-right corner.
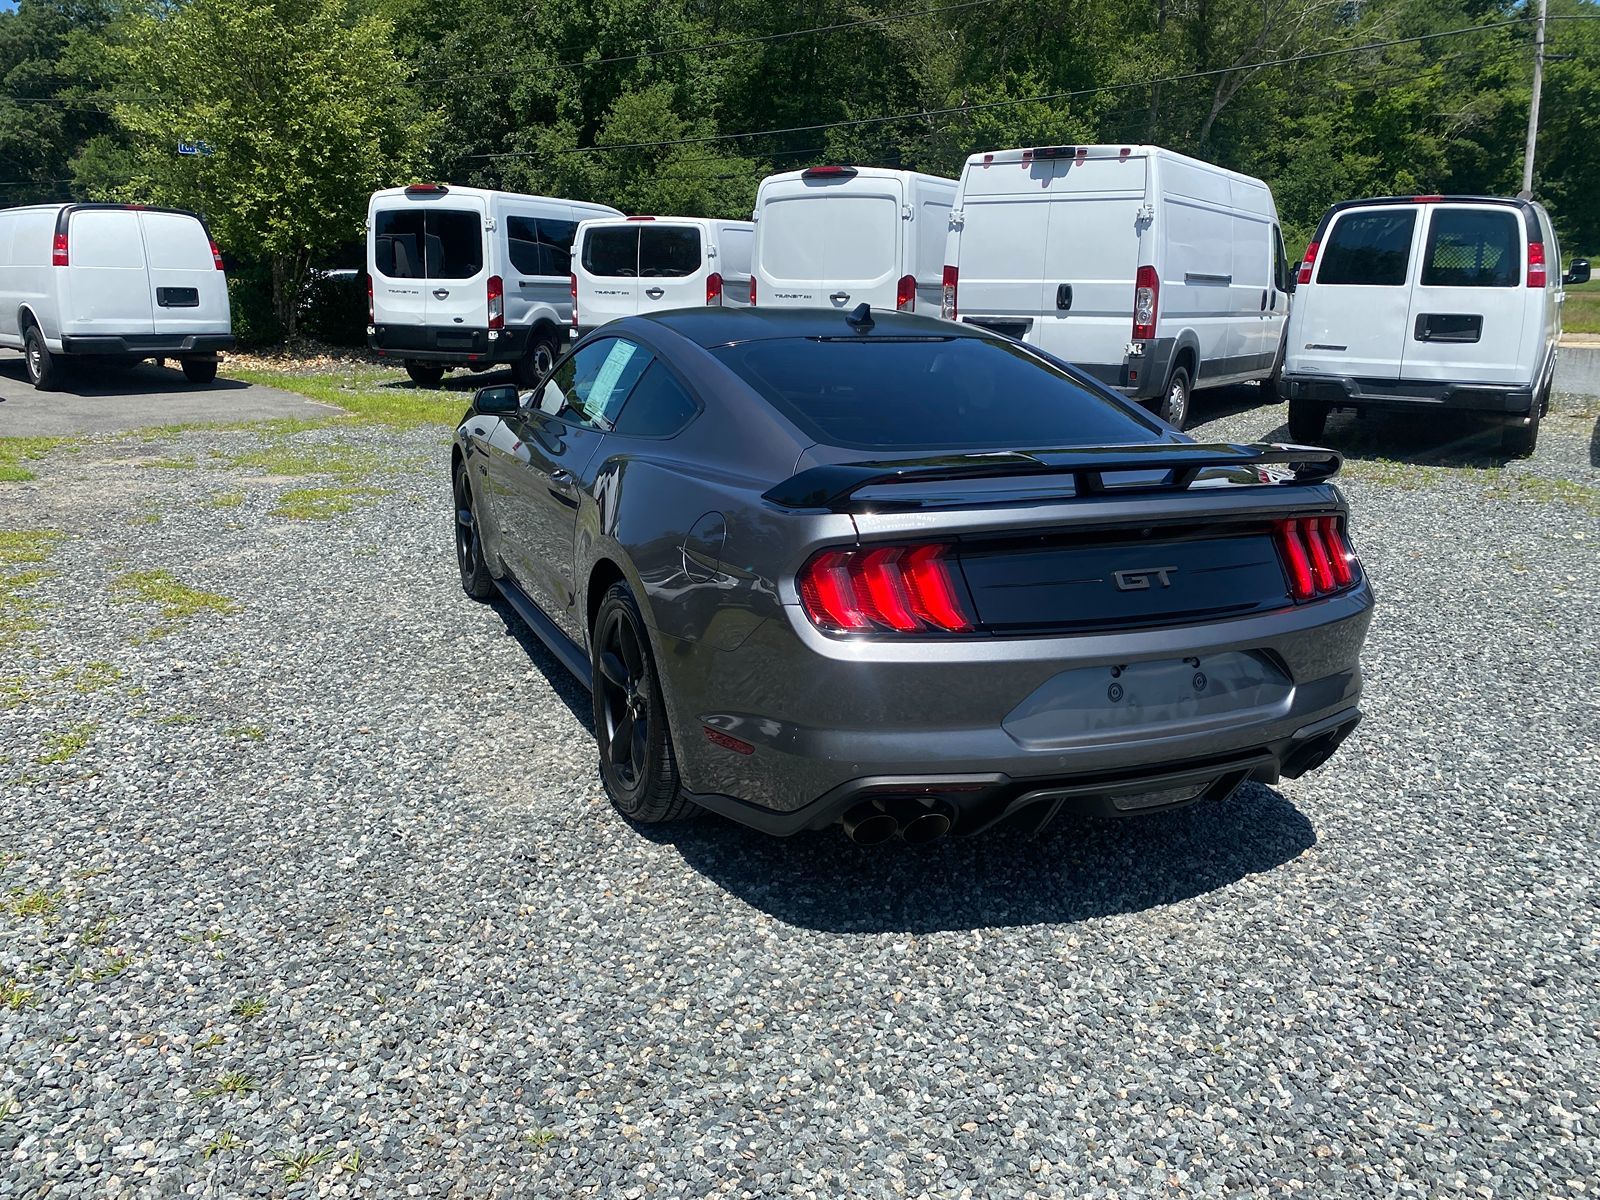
[
  {"x1": 1055, "y1": 284, "x2": 1073, "y2": 311},
  {"x1": 433, "y1": 288, "x2": 450, "y2": 300},
  {"x1": 1260, "y1": 289, "x2": 1268, "y2": 311},
  {"x1": 645, "y1": 287, "x2": 664, "y2": 299},
  {"x1": 550, "y1": 469, "x2": 575, "y2": 486},
  {"x1": 829, "y1": 291, "x2": 850, "y2": 303}
]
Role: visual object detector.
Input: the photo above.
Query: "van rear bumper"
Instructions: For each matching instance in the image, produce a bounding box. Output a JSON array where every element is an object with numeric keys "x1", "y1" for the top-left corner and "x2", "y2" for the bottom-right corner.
[
  {"x1": 1284, "y1": 373, "x2": 1536, "y2": 416},
  {"x1": 1074, "y1": 339, "x2": 1176, "y2": 402},
  {"x1": 369, "y1": 323, "x2": 527, "y2": 365},
  {"x1": 60, "y1": 334, "x2": 235, "y2": 357}
]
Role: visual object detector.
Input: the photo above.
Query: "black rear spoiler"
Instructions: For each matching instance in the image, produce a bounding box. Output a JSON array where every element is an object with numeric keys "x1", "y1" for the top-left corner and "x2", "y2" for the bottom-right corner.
[{"x1": 762, "y1": 442, "x2": 1343, "y2": 512}]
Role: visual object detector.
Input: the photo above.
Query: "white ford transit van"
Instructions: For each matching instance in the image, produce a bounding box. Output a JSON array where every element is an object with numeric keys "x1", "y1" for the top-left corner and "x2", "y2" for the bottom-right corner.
[
  {"x1": 0, "y1": 203, "x2": 234, "y2": 390},
  {"x1": 941, "y1": 145, "x2": 1291, "y2": 428},
  {"x1": 366, "y1": 185, "x2": 621, "y2": 387},
  {"x1": 751, "y1": 166, "x2": 956, "y2": 313},
  {"x1": 1282, "y1": 195, "x2": 1582, "y2": 456},
  {"x1": 571, "y1": 215, "x2": 753, "y2": 335}
]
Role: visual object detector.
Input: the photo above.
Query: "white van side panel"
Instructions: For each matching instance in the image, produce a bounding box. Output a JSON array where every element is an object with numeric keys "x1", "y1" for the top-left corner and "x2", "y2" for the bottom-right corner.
[
  {"x1": 61, "y1": 209, "x2": 155, "y2": 337},
  {"x1": 140, "y1": 211, "x2": 230, "y2": 337},
  {"x1": 1226, "y1": 181, "x2": 1275, "y2": 374},
  {"x1": 1157, "y1": 156, "x2": 1235, "y2": 377},
  {"x1": 0, "y1": 208, "x2": 60, "y2": 347}
]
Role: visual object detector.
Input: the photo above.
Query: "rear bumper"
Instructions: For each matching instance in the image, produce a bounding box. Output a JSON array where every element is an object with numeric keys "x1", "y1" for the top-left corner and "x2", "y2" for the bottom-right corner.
[
  {"x1": 1080, "y1": 337, "x2": 1176, "y2": 402},
  {"x1": 60, "y1": 333, "x2": 234, "y2": 356},
  {"x1": 1284, "y1": 373, "x2": 1536, "y2": 417},
  {"x1": 369, "y1": 323, "x2": 528, "y2": 365}
]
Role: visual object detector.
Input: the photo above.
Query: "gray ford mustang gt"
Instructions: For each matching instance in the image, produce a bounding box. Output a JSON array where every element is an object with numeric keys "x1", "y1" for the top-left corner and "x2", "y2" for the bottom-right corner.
[{"x1": 451, "y1": 306, "x2": 1373, "y2": 844}]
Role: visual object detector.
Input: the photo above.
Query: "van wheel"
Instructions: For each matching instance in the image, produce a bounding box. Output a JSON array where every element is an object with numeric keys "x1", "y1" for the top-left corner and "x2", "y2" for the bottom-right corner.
[
  {"x1": 1287, "y1": 398, "x2": 1329, "y2": 443},
  {"x1": 1156, "y1": 365, "x2": 1191, "y2": 429},
  {"x1": 23, "y1": 325, "x2": 60, "y2": 391},
  {"x1": 512, "y1": 331, "x2": 559, "y2": 388},
  {"x1": 406, "y1": 362, "x2": 445, "y2": 388},
  {"x1": 181, "y1": 358, "x2": 218, "y2": 385},
  {"x1": 1502, "y1": 409, "x2": 1540, "y2": 457}
]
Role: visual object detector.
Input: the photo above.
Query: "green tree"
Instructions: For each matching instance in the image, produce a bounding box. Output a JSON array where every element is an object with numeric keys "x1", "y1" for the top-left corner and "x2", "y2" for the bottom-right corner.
[
  {"x1": 78, "y1": 0, "x2": 438, "y2": 335},
  {"x1": 0, "y1": 0, "x2": 115, "y2": 205}
]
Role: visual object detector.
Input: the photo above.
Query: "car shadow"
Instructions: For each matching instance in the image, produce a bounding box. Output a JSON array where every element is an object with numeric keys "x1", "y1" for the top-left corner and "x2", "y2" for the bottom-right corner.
[
  {"x1": 634, "y1": 783, "x2": 1315, "y2": 934},
  {"x1": 0, "y1": 356, "x2": 251, "y2": 395},
  {"x1": 1188, "y1": 381, "x2": 1273, "y2": 426},
  {"x1": 1257, "y1": 408, "x2": 1516, "y2": 468},
  {"x1": 376, "y1": 367, "x2": 517, "y2": 393},
  {"x1": 486, "y1": 592, "x2": 593, "y2": 729}
]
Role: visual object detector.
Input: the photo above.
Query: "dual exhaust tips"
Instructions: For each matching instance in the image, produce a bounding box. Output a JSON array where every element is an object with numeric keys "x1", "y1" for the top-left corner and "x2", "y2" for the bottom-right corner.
[{"x1": 842, "y1": 797, "x2": 955, "y2": 846}]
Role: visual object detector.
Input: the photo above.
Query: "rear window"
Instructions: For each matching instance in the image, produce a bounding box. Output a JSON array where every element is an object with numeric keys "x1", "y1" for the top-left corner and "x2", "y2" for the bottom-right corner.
[
  {"x1": 710, "y1": 335, "x2": 1162, "y2": 451},
  {"x1": 507, "y1": 216, "x2": 577, "y2": 277},
  {"x1": 582, "y1": 227, "x2": 638, "y2": 277},
  {"x1": 640, "y1": 226, "x2": 700, "y2": 278},
  {"x1": 1421, "y1": 208, "x2": 1520, "y2": 288},
  {"x1": 373, "y1": 208, "x2": 483, "y2": 280},
  {"x1": 1317, "y1": 209, "x2": 1416, "y2": 286},
  {"x1": 760, "y1": 194, "x2": 897, "y2": 281}
]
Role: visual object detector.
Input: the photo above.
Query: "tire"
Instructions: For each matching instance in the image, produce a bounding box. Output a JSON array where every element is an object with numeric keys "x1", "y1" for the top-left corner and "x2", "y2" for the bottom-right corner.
[
  {"x1": 1287, "y1": 397, "x2": 1330, "y2": 443},
  {"x1": 1156, "y1": 364, "x2": 1191, "y2": 429},
  {"x1": 1266, "y1": 336, "x2": 1288, "y2": 401},
  {"x1": 453, "y1": 462, "x2": 496, "y2": 600},
  {"x1": 406, "y1": 362, "x2": 445, "y2": 388},
  {"x1": 23, "y1": 324, "x2": 60, "y2": 391},
  {"x1": 591, "y1": 582, "x2": 694, "y2": 824},
  {"x1": 1502, "y1": 406, "x2": 1540, "y2": 457},
  {"x1": 181, "y1": 358, "x2": 218, "y2": 385},
  {"x1": 512, "y1": 330, "x2": 560, "y2": 389}
]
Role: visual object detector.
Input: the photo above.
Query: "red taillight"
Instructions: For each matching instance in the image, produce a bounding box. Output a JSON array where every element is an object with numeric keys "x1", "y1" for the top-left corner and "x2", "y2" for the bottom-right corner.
[
  {"x1": 940, "y1": 265, "x2": 958, "y2": 320},
  {"x1": 802, "y1": 165, "x2": 858, "y2": 179},
  {"x1": 1527, "y1": 241, "x2": 1547, "y2": 288},
  {"x1": 51, "y1": 231, "x2": 67, "y2": 267},
  {"x1": 749, "y1": 277, "x2": 757, "y2": 306},
  {"x1": 1275, "y1": 516, "x2": 1359, "y2": 602},
  {"x1": 486, "y1": 274, "x2": 503, "y2": 330},
  {"x1": 208, "y1": 239, "x2": 224, "y2": 271},
  {"x1": 365, "y1": 273, "x2": 374, "y2": 323},
  {"x1": 895, "y1": 273, "x2": 916, "y2": 312},
  {"x1": 1132, "y1": 264, "x2": 1159, "y2": 340},
  {"x1": 1297, "y1": 241, "x2": 1319, "y2": 286},
  {"x1": 798, "y1": 543, "x2": 973, "y2": 635},
  {"x1": 405, "y1": 182, "x2": 448, "y2": 195},
  {"x1": 569, "y1": 273, "x2": 578, "y2": 329},
  {"x1": 706, "y1": 271, "x2": 723, "y2": 306},
  {"x1": 1411, "y1": 194, "x2": 1443, "y2": 203},
  {"x1": 626, "y1": 214, "x2": 656, "y2": 221}
]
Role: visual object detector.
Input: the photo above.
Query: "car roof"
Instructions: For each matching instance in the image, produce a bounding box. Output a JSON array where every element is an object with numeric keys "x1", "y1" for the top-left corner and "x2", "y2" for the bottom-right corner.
[{"x1": 636, "y1": 307, "x2": 991, "y2": 348}]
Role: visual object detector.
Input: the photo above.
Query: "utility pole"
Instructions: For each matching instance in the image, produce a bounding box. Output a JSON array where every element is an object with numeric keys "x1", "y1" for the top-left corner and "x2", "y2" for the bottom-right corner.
[{"x1": 1520, "y1": 0, "x2": 1547, "y2": 199}]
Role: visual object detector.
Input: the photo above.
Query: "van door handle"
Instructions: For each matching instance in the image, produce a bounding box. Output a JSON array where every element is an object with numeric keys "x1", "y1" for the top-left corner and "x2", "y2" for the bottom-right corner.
[
  {"x1": 644, "y1": 287, "x2": 664, "y2": 299},
  {"x1": 433, "y1": 288, "x2": 450, "y2": 300},
  {"x1": 830, "y1": 291, "x2": 850, "y2": 303},
  {"x1": 1260, "y1": 289, "x2": 1268, "y2": 311},
  {"x1": 1056, "y1": 284, "x2": 1073, "y2": 311}
]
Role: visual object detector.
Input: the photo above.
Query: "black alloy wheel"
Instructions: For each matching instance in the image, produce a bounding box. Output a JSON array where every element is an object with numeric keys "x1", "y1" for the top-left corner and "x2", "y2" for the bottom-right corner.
[{"x1": 453, "y1": 463, "x2": 495, "y2": 599}]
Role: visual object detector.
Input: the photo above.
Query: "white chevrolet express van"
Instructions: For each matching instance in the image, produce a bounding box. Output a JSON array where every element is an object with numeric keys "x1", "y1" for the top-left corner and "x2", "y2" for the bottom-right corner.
[
  {"x1": 0, "y1": 203, "x2": 234, "y2": 390},
  {"x1": 751, "y1": 166, "x2": 956, "y2": 313},
  {"x1": 366, "y1": 184, "x2": 621, "y2": 387},
  {"x1": 571, "y1": 215, "x2": 753, "y2": 335},
  {"x1": 941, "y1": 145, "x2": 1291, "y2": 428},
  {"x1": 1282, "y1": 195, "x2": 1583, "y2": 456}
]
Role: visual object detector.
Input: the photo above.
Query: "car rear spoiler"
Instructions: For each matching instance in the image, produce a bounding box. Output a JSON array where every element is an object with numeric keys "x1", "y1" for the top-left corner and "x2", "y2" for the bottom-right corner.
[{"x1": 762, "y1": 442, "x2": 1343, "y2": 512}]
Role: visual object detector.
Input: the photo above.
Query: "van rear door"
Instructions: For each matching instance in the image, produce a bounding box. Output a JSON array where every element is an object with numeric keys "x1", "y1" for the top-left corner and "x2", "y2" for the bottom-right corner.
[
  {"x1": 637, "y1": 223, "x2": 705, "y2": 315},
  {"x1": 578, "y1": 224, "x2": 641, "y2": 325},
  {"x1": 951, "y1": 158, "x2": 1052, "y2": 339},
  {"x1": 64, "y1": 208, "x2": 154, "y2": 335},
  {"x1": 1294, "y1": 204, "x2": 1421, "y2": 380},
  {"x1": 1399, "y1": 203, "x2": 1529, "y2": 385},
  {"x1": 139, "y1": 211, "x2": 228, "y2": 335},
  {"x1": 371, "y1": 205, "x2": 427, "y2": 329},
  {"x1": 758, "y1": 173, "x2": 902, "y2": 309},
  {"x1": 418, "y1": 202, "x2": 488, "y2": 328}
]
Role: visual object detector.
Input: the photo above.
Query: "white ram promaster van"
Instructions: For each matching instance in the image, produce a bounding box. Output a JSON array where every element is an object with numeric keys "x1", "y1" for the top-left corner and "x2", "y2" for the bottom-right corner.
[
  {"x1": 366, "y1": 184, "x2": 621, "y2": 387},
  {"x1": 0, "y1": 203, "x2": 233, "y2": 390},
  {"x1": 752, "y1": 166, "x2": 956, "y2": 313},
  {"x1": 1282, "y1": 195, "x2": 1583, "y2": 456},
  {"x1": 942, "y1": 145, "x2": 1291, "y2": 428},
  {"x1": 571, "y1": 215, "x2": 753, "y2": 335}
]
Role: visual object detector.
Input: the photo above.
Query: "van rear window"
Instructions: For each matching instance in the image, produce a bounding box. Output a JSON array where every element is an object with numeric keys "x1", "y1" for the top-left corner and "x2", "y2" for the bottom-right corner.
[
  {"x1": 1318, "y1": 210, "x2": 1416, "y2": 286},
  {"x1": 582, "y1": 227, "x2": 638, "y2": 277},
  {"x1": 640, "y1": 227, "x2": 700, "y2": 278},
  {"x1": 1421, "y1": 209, "x2": 1519, "y2": 288},
  {"x1": 374, "y1": 208, "x2": 483, "y2": 279}
]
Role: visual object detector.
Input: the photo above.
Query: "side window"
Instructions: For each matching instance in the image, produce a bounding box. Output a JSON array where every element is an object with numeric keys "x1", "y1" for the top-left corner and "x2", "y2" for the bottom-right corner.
[
  {"x1": 639, "y1": 226, "x2": 701, "y2": 278},
  {"x1": 1318, "y1": 209, "x2": 1416, "y2": 286},
  {"x1": 374, "y1": 210, "x2": 424, "y2": 279},
  {"x1": 1272, "y1": 226, "x2": 1290, "y2": 293},
  {"x1": 581, "y1": 227, "x2": 639, "y2": 277},
  {"x1": 610, "y1": 361, "x2": 700, "y2": 438},
  {"x1": 1421, "y1": 208, "x2": 1519, "y2": 288},
  {"x1": 537, "y1": 338, "x2": 652, "y2": 430},
  {"x1": 507, "y1": 216, "x2": 577, "y2": 277}
]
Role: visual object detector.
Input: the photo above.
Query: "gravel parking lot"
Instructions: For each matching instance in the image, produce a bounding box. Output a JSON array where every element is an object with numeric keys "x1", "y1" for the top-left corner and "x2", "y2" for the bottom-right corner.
[{"x1": 2, "y1": 381, "x2": 1597, "y2": 1197}]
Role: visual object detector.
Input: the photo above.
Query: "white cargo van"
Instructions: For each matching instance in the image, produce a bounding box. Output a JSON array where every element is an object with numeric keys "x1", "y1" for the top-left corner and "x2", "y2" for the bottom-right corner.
[
  {"x1": 941, "y1": 145, "x2": 1291, "y2": 428},
  {"x1": 0, "y1": 203, "x2": 233, "y2": 390},
  {"x1": 571, "y1": 215, "x2": 753, "y2": 335},
  {"x1": 366, "y1": 184, "x2": 621, "y2": 387},
  {"x1": 751, "y1": 166, "x2": 956, "y2": 313},
  {"x1": 1282, "y1": 195, "x2": 1583, "y2": 456}
]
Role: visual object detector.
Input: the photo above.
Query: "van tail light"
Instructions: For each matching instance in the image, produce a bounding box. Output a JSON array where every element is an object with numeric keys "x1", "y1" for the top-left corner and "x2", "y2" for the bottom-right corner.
[
  {"x1": 486, "y1": 275, "x2": 504, "y2": 330},
  {"x1": 706, "y1": 271, "x2": 723, "y2": 306},
  {"x1": 895, "y1": 273, "x2": 916, "y2": 311},
  {"x1": 749, "y1": 277, "x2": 757, "y2": 306},
  {"x1": 366, "y1": 273, "x2": 374, "y2": 323},
  {"x1": 208, "y1": 239, "x2": 224, "y2": 270},
  {"x1": 1132, "y1": 264, "x2": 1159, "y2": 340},
  {"x1": 51, "y1": 231, "x2": 68, "y2": 267},
  {"x1": 1527, "y1": 241, "x2": 1547, "y2": 288},
  {"x1": 940, "y1": 265, "x2": 958, "y2": 319},
  {"x1": 569, "y1": 273, "x2": 578, "y2": 329},
  {"x1": 798, "y1": 543, "x2": 973, "y2": 634},
  {"x1": 1275, "y1": 516, "x2": 1358, "y2": 602},
  {"x1": 1297, "y1": 241, "x2": 1319, "y2": 286}
]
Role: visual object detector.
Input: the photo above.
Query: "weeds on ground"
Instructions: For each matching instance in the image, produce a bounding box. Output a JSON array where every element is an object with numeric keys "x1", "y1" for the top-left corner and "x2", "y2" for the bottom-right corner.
[
  {"x1": 271, "y1": 1146, "x2": 334, "y2": 1183},
  {"x1": 223, "y1": 724, "x2": 265, "y2": 741},
  {"x1": 6, "y1": 888, "x2": 60, "y2": 918},
  {"x1": 227, "y1": 440, "x2": 380, "y2": 480},
  {"x1": 271, "y1": 485, "x2": 388, "y2": 519},
  {"x1": 336, "y1": 1146, "x2": 364, "y2": 1174},
  {"x1": 109, "y1": 570, "x2": 239, "y2": 621},
  {"x1": 202, "y1": 1130, "x2": 243, "y2": 1160},
  {"x1": 522, "y1": 1128, "x2": 559, "y2": 1150},
  {"x1": 209, "y1": 491, "x2": 245, "y2": 509},
  {"x1": 232, "y1": 367, "x2": 463, "y2": 430},
  {"x1": 0, "y1": 436, "x2": 73, "y2": 483},
  {"x1": 35, "y1": 722, "x2": 96, "y2": 765},
  {"x1": 193, "y1": 1033, "x2": 225, "y2": 1050},
  {"x1": 73, "y1": 951, "x2": 131, "y2": 982},
  {"x1": 231, "y1": 996, "x2": 266, "y2": 1019},
  {"x1": 0, "y1": 976, "x2": 37, "y2": 1011},
  {"x1": 140, "y1": 456, "x2": 197, "y2": 470},
  {"x1": 0, "y1": 531, "x2": 63, "y2": 650},
  {"x1": 196, "y1": 1071, "x2": 257, "y2": 1099}
]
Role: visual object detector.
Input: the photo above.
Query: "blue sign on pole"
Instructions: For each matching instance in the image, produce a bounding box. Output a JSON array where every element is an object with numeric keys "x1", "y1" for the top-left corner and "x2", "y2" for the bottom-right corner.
[{"x1": 177, "y1": 141, "x2": 214, "y2": 157}]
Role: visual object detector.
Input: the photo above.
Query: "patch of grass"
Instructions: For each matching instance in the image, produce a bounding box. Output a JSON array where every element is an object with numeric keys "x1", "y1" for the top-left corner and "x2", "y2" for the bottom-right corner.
[
  {"x1": 271, "y1": 1146, "x2": 334, "y2": 1184},
  {"x1": 231, "y1": 996, "x2": 266, "y2": 1020},
  {"x1": 336, "y1": 1146, "x2": 364, "y2": 1174},
  {"x1": 194, "y1": 1033, "x2": 225, "y2": 1050},
  {"x1": 1563, "y1": 279, "x2": 1600, "y2": 335},
  {"x1": 0, "y1": 530, "x2": 65, "y2": 566},
  {"x1": 36, "y1": 722, "x2": 96, "y2": 765},
  {"x1": 202, "y1": 1130, "x2": 243, "y2": 1160},
  {"x1": 0, "y1": 675, "x2": 34, "y2": 708},
  {"x1": 73, "y1": 866, "x2": 112, "y2": 880},
  {"x1": 157, "y1": 711, "x2": 200, "y2": 726},
  {"x1": 74, "y1": 662, "x2": 126, "y2": 694},
  {"x1": 109, "y1": 570, "x2": 239, "y2": 621},
  {"x1": 196, "y1": 1071, "x2": 256, "y2": 1099},
  {"x1": 7, "y1": 888, "x2": 60, "y2": 918},
  {"x1": 233, "y1": 367, "x2": 465, "y2": 430},
  {"x1": 0, "y1": 436, "x2": 73, "y2": 483},
  {"x1": 226, "y1": 439, "x2": 380, "y2": 480},
  {"x1": 1, "y1": 976, "x2": 37, "y2": 1011},
  {"x1": 209, "y1": 491, "x2": 245, "y2": 509},
  {"x1": 522, "y1": 1128, "x2": 560, "y2": 1150},
  {"x1": 1340, "y1": 458, "x2": 1442, "y2": 489},
  {"x1": 223, "y1": 723, "x2": 265, "y2": 741},
  {"x1": 271, "y1": 485, "x2": 388, "y2": 520},
  {"x1": 140, "y1": 456, "x2": 197, "y2": 470},
  {"x1": 1485, "y1": 473, "x2": 1600, "y2": 514},
  {"x1": 80, "y1": 916, "x2": 117, "y2": 944},
  {"x1": 74, "y1": 951, "x2": 131, "y2": 982},
  {"x1": 127, "y1": 510, "x2": 162, "y2": 527},
  {"x1": 0, "y1": 531, "x2": 63, "y2": 651}
]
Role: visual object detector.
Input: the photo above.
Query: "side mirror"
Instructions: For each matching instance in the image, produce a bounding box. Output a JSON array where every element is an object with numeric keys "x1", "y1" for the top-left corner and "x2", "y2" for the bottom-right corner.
[
  {"x1": 1564, "y1": 259, "x2": 1590, "y2": 286},
  {"x1": 1287, "y1": 264, "x2": 1301, "y2": 293},
  {"x1": 473, "y1": 383, "x2": 521, "y2": 414}
]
